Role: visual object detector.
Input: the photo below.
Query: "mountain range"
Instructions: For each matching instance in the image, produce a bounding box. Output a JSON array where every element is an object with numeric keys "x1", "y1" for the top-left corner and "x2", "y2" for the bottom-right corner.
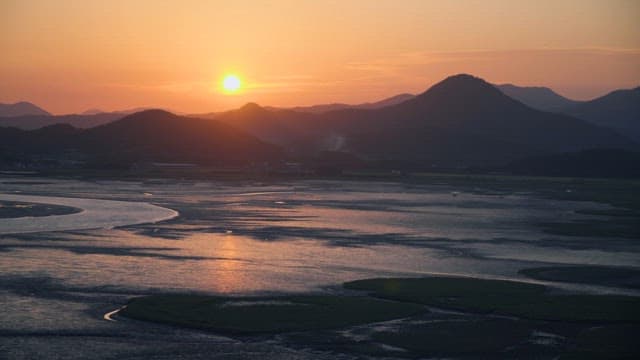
[
  {"x1": 0, "y1": 110, "x2": 280, "y2": 168},
  {"x1": 495, "y1": 84, "x2": 580, "y2": 111},
  {"x1": 3, "y1": 80, "x2": 638, "y2": 141},
  {"x1": 0, "y1": 113, "x2": 125, "y2": 131},
  {"x1": 271, "y1": 93, "x2": 416, "y2": 114},
  {"x1": 0, "y1": 106, "x2": 175, "y2": 131},
  {"x1": 1, "y1": 74, "x2": 638, "y2": 172},
  {"x1": 494, "y1": 83, "x2": 640, "y2": 141},
  {"x1": 561, "y1": 87, "x2": 640, "y2": 141},
  {"x1": 211, "y1": 74, "x2": 634, "y2": 167}
]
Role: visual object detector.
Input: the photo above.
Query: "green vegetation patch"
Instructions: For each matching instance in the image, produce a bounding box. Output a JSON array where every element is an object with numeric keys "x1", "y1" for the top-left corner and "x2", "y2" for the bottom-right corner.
[
  {"x1": 372, "y1": 318, "x2": 533, "y2": 357},
  {"x1": 520, "y1": 266, "x2": 640, "y2": 290},
  {"x1": 121, "y1": 294, "x2": 425, "y2": 334},
  {"x1": 344, "y1": 277, "x2": 640, "y2": 322}
]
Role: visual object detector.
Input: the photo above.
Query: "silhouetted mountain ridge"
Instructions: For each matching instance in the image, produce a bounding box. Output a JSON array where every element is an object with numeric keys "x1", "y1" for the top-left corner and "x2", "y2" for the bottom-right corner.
[
  {"x1": 1, "y1": 110, "x2": 282, "y2": 167},
  {"x1": 0, "y1": 113, "x2": 125, "y2": 130},
  {"x1": 2, "y1": 74, "x2": 636, "y2": 171},
  {"x1": 0, "y1": 101, "x2": 50, "y2": 117},
  {"x1": 495, "y1": 83, "x2": 639, "y2": 141},
  {"x1": 561, "y1": 86, "x2": 640, "y2": 140},
  {"x1": 79, "y1": 110, "x2": 282, "y2": 165},
  {"x1": 302, "y1": 74, "x2": 634, "y2": 166},
  {"x1": 279, "y1": 93, "x2": 415, "y2": 114},
  {"x1": 496, "y1": 84, "x2": 580, "y2": 111}
]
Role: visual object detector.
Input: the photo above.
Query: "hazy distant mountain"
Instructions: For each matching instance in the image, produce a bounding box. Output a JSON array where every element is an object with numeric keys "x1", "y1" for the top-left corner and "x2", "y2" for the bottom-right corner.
[
  {"x1": 504, "y1": 148, "x2": 640, "y2": 178},
  {"x1": 0, "y1": 113, "x2": 125, "y2": 130},
  {"x1": 272, "y1": 93, "x2": 415, "y2": 114},
  {"x1": 561, "y1": 87, "x2": 640, "y2": 141},
  {"x1": 0, "y1": 105, "x2": 179, "y2": 131},
  {"x1": 2, "y1": 75, "x2": 636, "y2": 171},
  {"x1": 77, "y1": 110, "x2": 281, "y2": 165},
  {"x1": 80, "y1": 106, "x2": 168, "y2": 116},
  {"x1": 0, "y1": 124, "x2": 81, "y2": 165},
  {"x1": 1, "y1": 110, "x2": 282, "y2": 168},
  {"x1": 213, "y1": 103, "x2": 322, "y2": 152},
  {"x1": 81, "y1": 108, "x2": 107, "y2": 115},
  {"x1": 0, "y1": 102, "x2": 50, "y2": 117},
  {"x1": 496, "y1": 83, "x2": 640, "y2": 141},
  {"x1": 321, "y1": 74, "x2": 635, "y2": 167},
  {"x1": 211, "y1": 74, "x2": 634, "y2": 168},
  {"x1": 495, "y1": 84, "x2": 580, "y2": 111}
]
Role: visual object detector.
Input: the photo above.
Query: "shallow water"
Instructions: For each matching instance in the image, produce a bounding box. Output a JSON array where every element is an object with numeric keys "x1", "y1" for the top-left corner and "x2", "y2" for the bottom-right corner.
[
  {"x1": 1, "y1": 176, "x2": 639, "y2": 359},
  {"x1": 1, "y1": 177, "x2": 637, "y2": 296}
]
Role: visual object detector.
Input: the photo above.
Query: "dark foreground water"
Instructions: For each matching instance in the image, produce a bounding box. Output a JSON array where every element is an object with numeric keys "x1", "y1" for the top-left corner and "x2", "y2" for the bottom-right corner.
[{"x1": 1, "y1": 176, "x2": 638, "y2": 359}]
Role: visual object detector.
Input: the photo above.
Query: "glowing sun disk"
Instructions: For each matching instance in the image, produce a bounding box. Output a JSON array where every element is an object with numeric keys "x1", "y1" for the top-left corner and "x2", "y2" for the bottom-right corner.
[{"x1": 222, "y1": 74, "x2": 241, "y2": 93}]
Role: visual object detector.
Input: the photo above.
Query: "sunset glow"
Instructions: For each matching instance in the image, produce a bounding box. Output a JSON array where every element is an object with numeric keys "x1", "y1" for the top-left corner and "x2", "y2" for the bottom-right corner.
[
  {"x1": 2, "y1": 1, "x2": 640, "y2": 358},
  {"x1": 1, "y1": 0, "x2": 639, "y2": 114}
]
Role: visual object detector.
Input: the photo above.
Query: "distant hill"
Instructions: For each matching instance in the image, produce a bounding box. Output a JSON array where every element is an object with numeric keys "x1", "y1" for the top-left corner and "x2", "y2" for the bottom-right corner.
[
  {"x1": 210, "y1": 74, "x2": 634, "y2": 168},
  {"x1": 81, "y1": 106, "x2": 168, "y2": 116},
  {"x1": 0, "y1": 113, "x2": 125, "y2": 130},
  {"x1": 79, "y1": 110, "x2": 282, "y2": 165},
  {"x1": 2, "y1": 75, "x2": 636, "y2": 172},
  {"x1": 0, "y1": 124, "x2": 82, "y2": 167},
  {"x1": 561, "y1": 87, "x2": 640, "y2": 141},
  {"x1": 271, "y1": 93, "x2": 415, "y2": 114},
  {"x1": 496, "y1": 84, "x2": 580, "y2": 111},
  {"x1": 213, "y1": 103, "x2": 322, "y2": 152},
  {"x1": 81, "y1": 108, "x2": 107, "y2": 115},
  {"x1": 504, "y1": 148, "x2": 640, "y2": 178},
  {"x1": 0, "y1": 110, "x2": 282, "y2": 168},
  {"x1": 325, "y1": 74, "x2": 635, "y2": 167},
  {"x1": 0, "y1": 102, "x2": 50, "y2": 117},
  {"x1": 202, "y1": 74, "x2": 637, "y2": 168},
  {"x1": 496, "y1": 83, "x2": 640, "y2": 142},
  {"x1": 0, "y1": 107, "x2": 177, "y2": 131},
  {"x1": 0, "y1": 123, "x2": 80, "y2": 149}
]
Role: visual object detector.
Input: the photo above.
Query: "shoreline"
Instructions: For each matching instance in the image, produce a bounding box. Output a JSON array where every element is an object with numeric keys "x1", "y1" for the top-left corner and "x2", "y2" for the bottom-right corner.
[{"x1": 0, "y1": 193, "x2": 178, "y2": 235}]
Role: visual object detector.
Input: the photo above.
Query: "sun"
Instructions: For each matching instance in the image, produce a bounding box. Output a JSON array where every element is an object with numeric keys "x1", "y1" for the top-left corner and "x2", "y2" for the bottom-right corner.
[{"x1": 222, "y1": 74, "x2": 241, "y2": 93}]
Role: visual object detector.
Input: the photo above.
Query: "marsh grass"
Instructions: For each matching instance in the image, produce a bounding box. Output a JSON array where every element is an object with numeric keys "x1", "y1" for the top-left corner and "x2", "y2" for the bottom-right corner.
[
  {"x1": 121, "y1": 294, "x2": 425, "y2": 334},
  {"x1": 371, "y1": 318, "x2": 533, "y2": 357},
  {"x1": 343, "y1": 277, "x2": 640, "y2": 322},
  {"x1": 520, "y1": 266, "x2": 640, "y2": 290},
  {"x1": 121, "y1": 276, "x2": 640, "y2": 358}
]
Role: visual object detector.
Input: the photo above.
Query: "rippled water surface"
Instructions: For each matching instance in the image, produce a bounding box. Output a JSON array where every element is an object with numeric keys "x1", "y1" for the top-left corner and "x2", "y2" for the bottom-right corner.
[
  {"x1": 2, "y1": 176, "x2": 636, "y2": 295},
  {"x1": 2, "y1": 176, "x2": 639, "y2": 359}
]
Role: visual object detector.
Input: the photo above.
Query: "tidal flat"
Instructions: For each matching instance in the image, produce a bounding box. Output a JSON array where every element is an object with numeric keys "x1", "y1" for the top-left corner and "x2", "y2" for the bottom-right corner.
[{"x1": 1, "y1": 173, "x2": 639, "y2": 359}]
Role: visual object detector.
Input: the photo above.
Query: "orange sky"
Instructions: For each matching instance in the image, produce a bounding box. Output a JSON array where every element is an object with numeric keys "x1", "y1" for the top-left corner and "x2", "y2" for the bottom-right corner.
[{"x1": 1, "y1": 0, "x2": 639, "y2": 114}]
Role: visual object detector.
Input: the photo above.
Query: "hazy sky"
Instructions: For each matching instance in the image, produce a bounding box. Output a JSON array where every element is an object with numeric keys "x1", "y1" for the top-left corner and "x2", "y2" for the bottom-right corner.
[{"x1": 1, "y1": 0, "x2": 639, "y2": 114}]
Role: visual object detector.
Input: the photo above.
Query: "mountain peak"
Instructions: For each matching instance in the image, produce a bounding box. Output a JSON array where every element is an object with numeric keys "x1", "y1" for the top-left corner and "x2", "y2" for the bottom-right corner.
[
  {"x1": 408, "y1": 73, "x2": 508, "y2": 110},
  {"x1": 416, "y1": 74, "x2": 503, "y2": 100},
  {"x1": 127, "y1": 109, "x2": 175, "y2": 118},
  {"x1": 0, "y1": 101, "x2": 51, "y2": 117},
  {"x1": 239, "y1": 102, "x2": 264, "y2": 111},
  {"x1": 108, "y1": 109, "x2": 177, "y2": 127},
  {"x1": 429, "y1": 73, "x2": 496, "y2": 91},
  {"x1": 234, "y1": 103, "x2": 272, "y2": 117}
]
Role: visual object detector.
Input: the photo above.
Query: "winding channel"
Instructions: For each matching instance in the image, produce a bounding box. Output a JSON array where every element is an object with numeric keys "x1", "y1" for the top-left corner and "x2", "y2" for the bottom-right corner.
[{"x1": 0, "y1": 193, "x2": 178, "y2": 235}]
